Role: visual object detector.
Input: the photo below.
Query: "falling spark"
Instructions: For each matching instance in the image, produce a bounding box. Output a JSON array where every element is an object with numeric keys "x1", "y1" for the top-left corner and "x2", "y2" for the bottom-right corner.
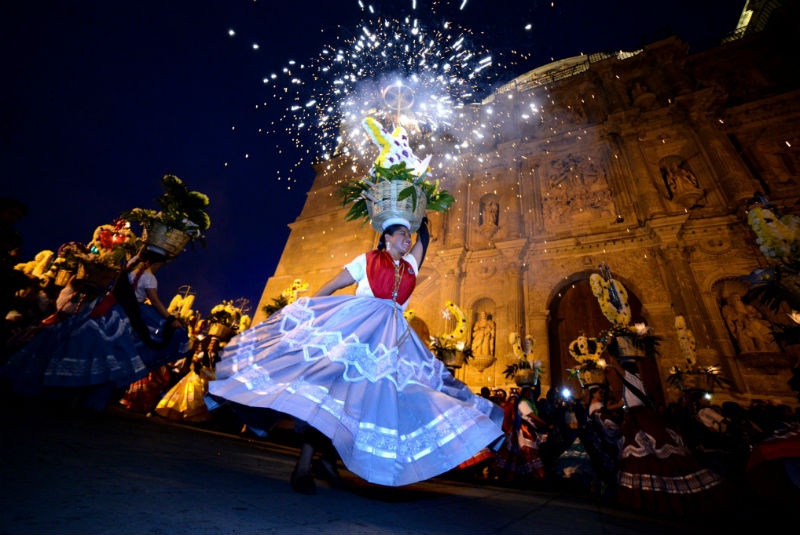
[{"x1": 232, "y1": 0, "x2": 539, "y2": 190}]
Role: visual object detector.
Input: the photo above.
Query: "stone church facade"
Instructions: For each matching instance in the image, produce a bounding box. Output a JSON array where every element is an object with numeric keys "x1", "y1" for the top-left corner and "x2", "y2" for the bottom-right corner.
[{"x1": 256, "y1": 2, "x2": 800, "y2": 407}]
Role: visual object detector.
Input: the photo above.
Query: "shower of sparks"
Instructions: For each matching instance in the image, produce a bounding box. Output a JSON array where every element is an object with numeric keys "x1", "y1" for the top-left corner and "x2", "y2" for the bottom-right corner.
[{"x1": 232, "y1": 0, "x2": 541, "y2": 190}]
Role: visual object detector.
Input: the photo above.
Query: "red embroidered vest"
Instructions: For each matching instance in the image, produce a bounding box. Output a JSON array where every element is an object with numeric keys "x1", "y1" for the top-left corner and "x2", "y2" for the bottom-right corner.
[{"x1": 366, "y1": 250, "x2": 416, "y2": 305}]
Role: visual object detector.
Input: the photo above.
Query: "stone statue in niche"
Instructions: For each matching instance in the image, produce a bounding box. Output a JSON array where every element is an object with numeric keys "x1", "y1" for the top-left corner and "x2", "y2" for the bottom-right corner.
[
  {"x1": 630, "y1": 81, "x2": 657, "y2": 110},
  {"x1": 720, "y1": 293, "x2": 780, "y2": 354},
  {"x1": 479, "y1": 198, "x2": 499, "y2": 243},
  {"x1": 660, "y1": 156, "x2": 704, "y2": 208},
  {"x1": 481, "y1": 199, "x2": 499, "y2": 228},
  {"x1": 471, "y1": 311, "x2": 496, "y2": 358}
]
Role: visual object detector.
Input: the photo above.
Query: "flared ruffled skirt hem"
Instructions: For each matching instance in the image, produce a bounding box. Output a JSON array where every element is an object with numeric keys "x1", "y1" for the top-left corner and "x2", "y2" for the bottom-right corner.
[{"x1": 208, "y1": 295, "x2": 503, "y2": 487}]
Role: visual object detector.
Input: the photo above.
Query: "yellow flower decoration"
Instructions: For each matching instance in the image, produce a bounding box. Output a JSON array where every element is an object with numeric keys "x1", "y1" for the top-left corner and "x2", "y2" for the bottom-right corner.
[
  {"x1": 589, "y1": 272, "x2": 632, "y2": 327},
  {"x1": 363, "y1": 116, "x2": 432, "y2": 178},
  {"x1": 431, "y1": 301, "x2": 469, "y2": 353},
  {"x1": 747, "y1": 204, "x2": 800, "y2": 260},
  {"x1": 167, "y1": 288, "x2": 196, "y2": 323},
  {"x1": 568, "y1": 335, "x2": 607, "y2": 367},
  {"x1": 443, "y1": 301, "x2": 467, "y2": 341},
  {"x1": 281, "y1": 278, "x2": 309, "y2": 304},
  {"x1": 208, "y1": 298, "x2": 251, "y2": 333}
]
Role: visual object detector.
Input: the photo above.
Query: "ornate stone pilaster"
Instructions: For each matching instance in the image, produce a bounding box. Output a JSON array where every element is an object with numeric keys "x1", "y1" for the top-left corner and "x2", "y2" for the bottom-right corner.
[
  {"x1": 685, "y1": 90, "x2": 755, "y2": 207},
  {"x1": 604, "y1": 127, "x2": 664, "y2": 224},
  {"x1": 527, "y1": 310, "x2": 551, "y2": 386},
  {"x1": 496, "y1": 240, "x2": 527, "y2": 340},
  {"x1": 647, "y1": 214, "x2": 714, "y2": 348}
]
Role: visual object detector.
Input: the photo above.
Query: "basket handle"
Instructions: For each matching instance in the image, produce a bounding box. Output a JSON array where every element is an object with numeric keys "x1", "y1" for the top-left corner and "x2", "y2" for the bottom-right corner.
[{"x1": 359, "y1": 178, "x2": 379, "y2": 202}]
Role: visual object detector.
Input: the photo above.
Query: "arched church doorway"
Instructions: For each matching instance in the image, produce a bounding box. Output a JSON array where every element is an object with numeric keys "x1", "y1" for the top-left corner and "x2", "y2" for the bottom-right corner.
[{"x1": 546, "y1": 273, "x2": 665, "y2": 405}]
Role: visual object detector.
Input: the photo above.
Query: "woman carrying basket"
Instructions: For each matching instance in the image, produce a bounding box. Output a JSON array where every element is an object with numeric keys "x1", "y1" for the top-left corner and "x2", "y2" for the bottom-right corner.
[
  {"x1": 208, "y1": 215, "x2": 503, "y2": 492},
  {"x1": 208, "y1": 117, "x2": 503, "y2": 493}
]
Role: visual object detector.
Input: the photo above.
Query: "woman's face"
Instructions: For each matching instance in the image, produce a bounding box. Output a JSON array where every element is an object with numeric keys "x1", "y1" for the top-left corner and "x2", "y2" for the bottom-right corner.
[{"x1": 386, "y1": 226, "x2": 412, "y2": 256}]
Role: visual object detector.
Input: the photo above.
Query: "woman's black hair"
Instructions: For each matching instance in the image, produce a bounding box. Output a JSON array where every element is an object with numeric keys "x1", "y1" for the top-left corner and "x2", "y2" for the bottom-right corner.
[
  {"x1": 139, "y1": 248, "x2": 170, "y2": 264},
  {"x1": 621, "y1": 359, "x2": 640, "y2": 374}
]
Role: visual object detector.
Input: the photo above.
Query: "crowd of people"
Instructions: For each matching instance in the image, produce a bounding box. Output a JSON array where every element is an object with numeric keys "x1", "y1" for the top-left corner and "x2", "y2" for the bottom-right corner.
[
  {"x1": 2, "y1": 195, "x2": 799, "y2": 521},
  {"x1": 462, "y1": 363, "x2": 800, "y2": 518},
  {"x1": 0, "y1": 194, "x2": 218, "y2": 416}
]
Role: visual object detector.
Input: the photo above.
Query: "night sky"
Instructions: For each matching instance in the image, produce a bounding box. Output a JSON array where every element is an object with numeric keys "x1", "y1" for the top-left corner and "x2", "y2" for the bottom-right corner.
[{"x1": 2, "y1": 0, "x2": 744, "y2": 317}]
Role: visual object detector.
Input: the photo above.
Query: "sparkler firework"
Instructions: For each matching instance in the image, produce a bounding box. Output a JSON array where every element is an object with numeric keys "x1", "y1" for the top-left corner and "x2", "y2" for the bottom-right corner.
[{"x1": 233, "y1": 0, "x2": 534, "y2": 190}]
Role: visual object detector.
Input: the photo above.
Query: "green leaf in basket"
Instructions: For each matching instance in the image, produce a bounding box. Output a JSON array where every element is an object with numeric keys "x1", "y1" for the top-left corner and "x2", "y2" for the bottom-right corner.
[
  {"x1": 337, "y1": 162, "x2": 455, "y2": 226},
  {"x1": 396, "y1": 184, "x2": 420, "y2": 210}
]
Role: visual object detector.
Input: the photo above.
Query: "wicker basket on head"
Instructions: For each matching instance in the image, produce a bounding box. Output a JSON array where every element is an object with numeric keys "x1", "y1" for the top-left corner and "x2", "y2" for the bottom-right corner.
[
  {"x1": 208, "y1": 322, "x2": 234, "y2": 341},
  {"x1": 54, "y1": 268, "x2": 74, "y2": 287},
  {"x1": 75, "y1": 260, "x2": 118, "y2": 290},
  {"x1": 366, "y1": 181, "x2": 427, "y2": 233},
  {"x1": 142, "y1": 222, "x2": 191, "y2": 257}
]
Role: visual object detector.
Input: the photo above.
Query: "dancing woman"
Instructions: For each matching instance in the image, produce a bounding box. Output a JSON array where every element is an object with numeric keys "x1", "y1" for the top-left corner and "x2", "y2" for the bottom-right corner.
[{"x1": 208, "y1": 216, "x2": 503, "y2": 492}]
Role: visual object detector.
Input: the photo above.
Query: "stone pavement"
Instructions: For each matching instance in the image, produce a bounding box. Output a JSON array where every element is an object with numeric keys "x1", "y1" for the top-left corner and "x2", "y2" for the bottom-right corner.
[{"x1": 0, "y1": 393, "x2": 783, "y2": 534}]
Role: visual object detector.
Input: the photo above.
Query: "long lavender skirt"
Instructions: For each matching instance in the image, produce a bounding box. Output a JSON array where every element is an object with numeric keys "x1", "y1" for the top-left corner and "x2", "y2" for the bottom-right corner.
[{"x1": 208, "y1": 295, "x2": 503, "y2": 487}]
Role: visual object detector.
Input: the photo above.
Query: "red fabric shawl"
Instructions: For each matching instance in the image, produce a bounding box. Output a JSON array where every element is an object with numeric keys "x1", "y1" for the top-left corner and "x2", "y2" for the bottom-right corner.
[{"x1": 366, "y1": 250, "x2": 416, "y2": 305}]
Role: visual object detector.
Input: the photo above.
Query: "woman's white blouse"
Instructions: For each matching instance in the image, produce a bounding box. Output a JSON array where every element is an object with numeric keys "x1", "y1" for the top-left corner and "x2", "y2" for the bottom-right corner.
[{"x1": 344, "y1": 252, "x2": 419, "y2": 309}]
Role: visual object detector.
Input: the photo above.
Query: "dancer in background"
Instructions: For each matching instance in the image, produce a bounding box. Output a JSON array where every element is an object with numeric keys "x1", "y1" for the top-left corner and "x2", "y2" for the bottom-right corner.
[
  {"x1": 490, "y1": 385, "x2": 548, "y2": 486},
  {"x1": 155, "y1": 336, "x2": 218, "y2": 422},
  {"x1": 607, "y1": 356, "x2": 730, "y2": 516}
]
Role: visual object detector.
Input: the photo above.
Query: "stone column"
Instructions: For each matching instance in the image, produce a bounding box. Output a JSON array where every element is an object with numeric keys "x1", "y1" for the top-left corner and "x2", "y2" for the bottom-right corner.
[
  {"x1": 648, "y1": 215, "x2": 714, "y2": 348},
  {"x1": 604, "y1": 127, "x2": 665, "y2": 223},
  {"x1": 496, "y1": 242, "x2": 527, "y2": 342},
  {"x1": 527, "y1": 310, "x2": 550, "y2": 387},
  {"x1": 686, "y1": 94, "x2": 755, "y2": 207}
]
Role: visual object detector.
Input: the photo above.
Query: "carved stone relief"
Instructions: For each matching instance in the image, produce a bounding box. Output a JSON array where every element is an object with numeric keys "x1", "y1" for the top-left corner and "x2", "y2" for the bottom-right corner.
[
  {"x1": 541, "y1": 152, "x2": 614, "y2": 228},
  {"x1": 754, "y1": 133, "x2": 800, "y2": 187},
  {"x1": 630, "y1": 80, "x2": 658, "y2": 111}
]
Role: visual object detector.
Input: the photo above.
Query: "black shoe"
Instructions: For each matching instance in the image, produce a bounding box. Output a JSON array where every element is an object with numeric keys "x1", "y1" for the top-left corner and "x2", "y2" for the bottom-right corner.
[
  {"x1": 312, "y1": 458, "x2": 344, "y2": 488},
  {"x1": 290, "y1": 468, "x2": 316, "y2": 495}
]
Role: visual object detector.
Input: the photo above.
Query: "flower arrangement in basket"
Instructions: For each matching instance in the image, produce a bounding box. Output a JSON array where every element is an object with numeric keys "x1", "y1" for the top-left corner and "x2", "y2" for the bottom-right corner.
[
  {"x1": 429, "y1": 301, "x2": 472, "y2": 368},
  {"x1": 590, "y1": 263, "x2": 661, "y2": 360},
  {"x1": 121, "y1": 174, "x2": 211, "y2": 256},
  {"x1": 50, "y1": 220, "x2": 140, "y2": 291},
  {"x1": 739, "y1": 193, "x2": 800, "y2": 346},
  {"x1": 566, "y1": 335, "x2": 607, "y2": 388},
  {"x1": 503, "y1": 333, "x2": 543, "y2": 386},
  {"x1": 666, "y1": 362, "x2": 730, "y2": 395},
  {"x1": 338, "y1": 116, "x2": 454, "y2": 233},
  {"x1": 207, "y1": 298, "x2": 251, "y2": 341},
  {"x1": 50, "y1": 241, "x2": 87, "y2": 281},
  {"x1": 666, "y1": 315, "x2": 730, "y2": 394},
  {"x1": 86, "y1": 219, "x2": 141, "y2": 268}
]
